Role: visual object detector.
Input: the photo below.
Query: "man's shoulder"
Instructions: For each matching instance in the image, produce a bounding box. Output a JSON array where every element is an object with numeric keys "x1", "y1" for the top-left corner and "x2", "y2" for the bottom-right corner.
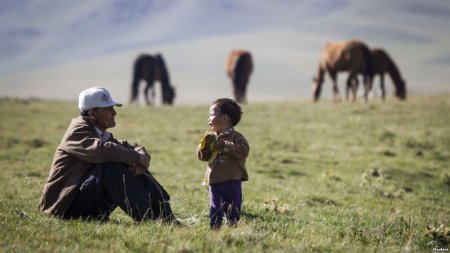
[
  {"x1": 64, "y1": 116, "x2": 96, "y2": 137},
  {"x1": 69, "y1": 116, "x2": 94, "y2": 128}
]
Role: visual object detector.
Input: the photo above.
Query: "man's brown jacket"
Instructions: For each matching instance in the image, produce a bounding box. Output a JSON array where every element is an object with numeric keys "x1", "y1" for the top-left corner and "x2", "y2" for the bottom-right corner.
[{"x1": 38, "y1": 116, "x2": 143, "y2": 216}]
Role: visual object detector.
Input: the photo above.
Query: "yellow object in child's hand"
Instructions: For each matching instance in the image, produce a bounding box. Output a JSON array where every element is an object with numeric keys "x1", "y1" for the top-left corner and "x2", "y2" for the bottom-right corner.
[
  {"x1": 199, "y1": 131, "x2": 217, "y2": 151},
  {"x1": 198, "y1": 131, "x2": 219, "y2": 163},
  {"x1": 199, "y1": 132, "x2": 218, "y2": 186}
]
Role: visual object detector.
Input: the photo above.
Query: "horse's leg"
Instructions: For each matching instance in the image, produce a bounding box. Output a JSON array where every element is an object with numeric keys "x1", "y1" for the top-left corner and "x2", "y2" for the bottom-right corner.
[
  {"x1": 329, "y1": 71, "x2": 340, "y2": 102},
  {"x1": 130, "y1": 78, "x2": 140, "y2": 104},
  {"x1": 144, "y1": 81, "x2": 154, "y2": 106},
  {"x1": 350, "y1": 75, "x2": 359, "y2": 102},
  {"x1": 345, "y1": 74, "x2": 354, "y2": 101},
  {"x1": 233, "y1": 76, "x2": 243, "y2": 103},
  {"x1": 380, "y1": 74, "x2": 386, "y2": 102},
  {"x1": 370, "y1": 76, "x2": 377, "y2": 98},
  {"x1": 232, "y1": 83, "x2": 238, "y2": 103},
  {"x1": 152, "y1": 86, "x2": 156, "y2": 105},
  {"x1": 345, "y1": 75, "x2": 351, "y2": 101},
  {"x1": 161, "y1": 85, "x2": 167, "y2": 105},
  {"x1": 242, "y1": 76, "x2": 249, "y2": 104},
  {"x1": 346, "y1": 74, "x2": 357, "y2": 102},
  {"x1": 363, "y1": 75, "x2": 371, "y2": 103},
  {"x1": 312, "y1": 78, "x2": 323, "y2": 102},
  {"x1": 240, "y1": 86, "x2": 247, "y2": 104},
  {"x1": 312, "y1": 66, "x2": 325, "y2": 102},
  {"x1": 237, "y1": 83, "x2": 244, "y2": 104}
]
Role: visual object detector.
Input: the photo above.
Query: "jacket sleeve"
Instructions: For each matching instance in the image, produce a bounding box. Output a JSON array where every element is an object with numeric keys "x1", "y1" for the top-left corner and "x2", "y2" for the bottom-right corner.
[
  {"x1": 115, "y1": 139, "x2": 151, "y2": 161},
  {"x1": 60, "y1": 120, "x2": 140, "y2": 165},
  {"x1": 221, "y1": 133, "x2": 250, "y2": 159}
]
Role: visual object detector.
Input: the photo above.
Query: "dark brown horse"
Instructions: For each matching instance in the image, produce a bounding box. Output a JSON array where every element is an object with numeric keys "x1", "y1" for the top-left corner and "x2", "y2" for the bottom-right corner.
[
  {"x1": 367, "y1": 48, "x2": 407, "y2": 101},
  {"x1": 130, "y1": 54, "x2": 176, "y2": 105},
  {"x1": 312, "y1": 40, "x2": 372, "y2": 102},
  {"x1": 347, "y1": 48, "x2": 407, "y2": 101},
  {"x1": 226, "y1": 50, "x2": 253, "y2": 104}
]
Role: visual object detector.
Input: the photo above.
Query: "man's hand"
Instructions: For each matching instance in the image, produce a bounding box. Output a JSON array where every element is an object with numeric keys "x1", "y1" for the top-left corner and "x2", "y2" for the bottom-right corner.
[
  {"x1": 138, "y1": 153, "x2": 150, "y2": 169},
  {"x1": 130, "y1": 165, "x2": 147, "y2": 176}
]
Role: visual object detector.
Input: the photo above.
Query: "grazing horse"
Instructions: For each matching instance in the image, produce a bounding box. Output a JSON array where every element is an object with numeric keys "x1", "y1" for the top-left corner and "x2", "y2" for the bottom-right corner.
[
  {"x1": 226, "y1": 50, "x2": 253, "y2": 104},
  {"x1": 347, "y1": 48, "x2": 407, "y2": 101},
  {"x1": 367, "y1": 48, "x2": 407, "y2": 101},
  {"x1": 312, "y1": 40, "x2": 372, "y2": 102},
  {"x1": 130, "y1": 54, "x2": 176, "y2": 105}
]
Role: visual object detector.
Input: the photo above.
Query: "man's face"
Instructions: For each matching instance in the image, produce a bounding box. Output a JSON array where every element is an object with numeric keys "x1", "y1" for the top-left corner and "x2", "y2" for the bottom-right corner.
[{"x1": 91, "y1": 106, "x2": 117, "y2": 131}]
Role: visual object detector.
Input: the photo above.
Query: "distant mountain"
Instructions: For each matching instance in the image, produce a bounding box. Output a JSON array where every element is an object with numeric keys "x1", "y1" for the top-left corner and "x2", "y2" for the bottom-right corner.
[{"x1": 1, "y1": 0, "x2": 449, "y2": 104}]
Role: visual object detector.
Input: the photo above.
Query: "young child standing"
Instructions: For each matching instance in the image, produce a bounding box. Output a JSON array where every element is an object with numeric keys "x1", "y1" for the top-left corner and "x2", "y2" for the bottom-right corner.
[{"x1": 197, "y1": 98, "x2": 250, "y2": 229}]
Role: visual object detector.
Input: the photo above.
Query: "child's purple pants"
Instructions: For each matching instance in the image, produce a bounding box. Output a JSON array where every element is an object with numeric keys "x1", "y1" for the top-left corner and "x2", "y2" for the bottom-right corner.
[{"x1": 209, "y1": 180, "x2": 242, "y2": 228}]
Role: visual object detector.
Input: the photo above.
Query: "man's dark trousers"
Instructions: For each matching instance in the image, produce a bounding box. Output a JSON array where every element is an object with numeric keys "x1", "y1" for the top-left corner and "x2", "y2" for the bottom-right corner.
[{"x1": 65, "y1": 162, "x2": 174, "y2": 222}]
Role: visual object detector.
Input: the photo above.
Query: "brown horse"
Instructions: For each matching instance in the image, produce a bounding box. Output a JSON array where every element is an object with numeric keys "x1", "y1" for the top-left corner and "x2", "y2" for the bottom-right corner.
[
  {"x1": 367, "y1": 48, "x2": 407, "y2": 101},
  {"x1": 347, "y1": 48, "x2": 407, "y2": 101},
  {"x1": 312, "y1": 40, "x2": 372, "y2": 102},
  {"x1": 130, "y1": 54, "x2": 176, "y2": 105},
  {"x1": 226, "y1": 50, "x2": 253, "y2": 104}
]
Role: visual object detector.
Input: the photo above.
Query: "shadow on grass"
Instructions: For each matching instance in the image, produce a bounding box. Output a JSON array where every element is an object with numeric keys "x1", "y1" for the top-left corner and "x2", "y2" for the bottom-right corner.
[{"x1": 241, "y1": 210, "x2": 260, "y2": 221}]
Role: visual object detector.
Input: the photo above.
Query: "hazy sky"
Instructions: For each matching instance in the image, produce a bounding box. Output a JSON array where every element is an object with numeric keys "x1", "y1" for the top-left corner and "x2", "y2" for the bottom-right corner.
[{"x1": 1, "y1": 0, "x2": 449, "y2": 104}]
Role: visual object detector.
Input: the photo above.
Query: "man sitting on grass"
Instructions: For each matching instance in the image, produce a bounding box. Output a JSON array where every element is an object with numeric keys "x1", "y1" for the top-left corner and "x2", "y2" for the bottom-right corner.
[{"x1": 38, "y1": 86, "x2": 180, "y2": 224}]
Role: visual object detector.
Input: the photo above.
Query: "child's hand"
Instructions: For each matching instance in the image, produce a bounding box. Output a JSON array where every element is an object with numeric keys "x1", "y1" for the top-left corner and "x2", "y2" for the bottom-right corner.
[
  {"x1": 215, "y1": 140, "x2": 225, "y2": 151},
  {"x1": 215, "y1": 139, "x2": 234, "y2": 153}
]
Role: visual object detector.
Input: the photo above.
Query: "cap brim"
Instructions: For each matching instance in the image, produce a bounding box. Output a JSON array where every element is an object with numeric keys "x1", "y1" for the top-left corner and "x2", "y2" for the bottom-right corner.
[{"x1": 100, "y1": 101, "x2": 122, "y2": 108}]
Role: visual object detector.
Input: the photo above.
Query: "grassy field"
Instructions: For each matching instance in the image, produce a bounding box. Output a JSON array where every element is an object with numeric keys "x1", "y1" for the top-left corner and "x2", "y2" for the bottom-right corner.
[{"x1": 0, "y1": 95, "x2": 449, "y2": 252}]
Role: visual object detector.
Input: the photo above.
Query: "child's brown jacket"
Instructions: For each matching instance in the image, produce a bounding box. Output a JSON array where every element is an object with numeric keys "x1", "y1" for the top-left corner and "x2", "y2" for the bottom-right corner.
[{"x1": 197, "y1": 128, "x2": 249, "y2": 184}]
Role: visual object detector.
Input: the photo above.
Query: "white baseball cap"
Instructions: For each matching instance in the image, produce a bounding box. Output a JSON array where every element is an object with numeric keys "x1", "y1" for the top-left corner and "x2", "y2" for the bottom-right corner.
[{"x1": 78, "y1": 86, "x2": 122, "y2": 111}]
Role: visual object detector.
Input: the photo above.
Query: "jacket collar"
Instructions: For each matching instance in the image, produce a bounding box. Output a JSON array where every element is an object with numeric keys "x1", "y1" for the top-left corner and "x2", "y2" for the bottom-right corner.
[{"x1": 220, "y1": 127, "x2": 234, "y2": 136}]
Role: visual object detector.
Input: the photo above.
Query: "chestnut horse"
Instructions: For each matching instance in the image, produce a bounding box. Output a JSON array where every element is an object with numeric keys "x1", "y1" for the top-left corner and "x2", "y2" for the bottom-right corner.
[
  {"x1": 312, "y1": 40, "x2": 372, "y2": 102},
  {"x1": 130, "y1": 54, "x2": 176, "y2": 105},
  {"x1": 226, "y1": 50, "x2": 253, "y2": 104}
]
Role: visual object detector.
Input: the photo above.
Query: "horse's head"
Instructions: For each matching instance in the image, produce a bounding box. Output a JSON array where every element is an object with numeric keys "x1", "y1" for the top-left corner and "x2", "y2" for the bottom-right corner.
[
  {"x1": 162, "y1": 85, "x2": 176, "y2": 105},
  {"x1": 395, "y1": 79, "x2": 407, "y2": 100}
]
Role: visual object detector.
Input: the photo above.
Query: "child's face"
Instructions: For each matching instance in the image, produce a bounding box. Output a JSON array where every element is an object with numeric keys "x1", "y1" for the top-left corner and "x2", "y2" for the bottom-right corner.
[{"x1": 208, "y1": 104, "x2": 230, "y2": 133}]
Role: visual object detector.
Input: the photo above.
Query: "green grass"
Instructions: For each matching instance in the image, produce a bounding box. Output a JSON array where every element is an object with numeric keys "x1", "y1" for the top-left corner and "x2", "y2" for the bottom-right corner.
[{"x1": 0, "y1": 95, "x2": 449, "y2": 252}]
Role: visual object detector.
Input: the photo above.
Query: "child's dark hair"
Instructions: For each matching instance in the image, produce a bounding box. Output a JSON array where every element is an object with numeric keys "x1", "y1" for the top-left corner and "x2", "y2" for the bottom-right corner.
[{"x1": 212, "y1": 98, "x2": 243, "y2": 126}]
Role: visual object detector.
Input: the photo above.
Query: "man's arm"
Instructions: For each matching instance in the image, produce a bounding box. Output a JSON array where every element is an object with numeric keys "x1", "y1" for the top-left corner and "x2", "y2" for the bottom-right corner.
[
  {"x1": 60, "y1": 120, "x2": 140, "y2": 166},
  {"x1": 111, "y1": 138, "x2": 152, "y2": 175}
]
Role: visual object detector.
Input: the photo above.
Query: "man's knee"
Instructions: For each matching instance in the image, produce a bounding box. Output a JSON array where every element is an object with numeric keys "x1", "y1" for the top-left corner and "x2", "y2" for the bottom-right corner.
[
  {"x1": 91, "y1": 162, "x2": 135, "y2": 186},
  {"x1": 96, "y1": 162, "x2": 130, "y2": 175}
]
